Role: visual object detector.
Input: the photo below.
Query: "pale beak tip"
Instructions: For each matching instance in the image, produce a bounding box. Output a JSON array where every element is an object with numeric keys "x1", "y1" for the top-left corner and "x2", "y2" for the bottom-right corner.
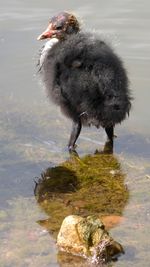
[{"x1": 37, "y1": 35, "x2": 42, "y2": 41}]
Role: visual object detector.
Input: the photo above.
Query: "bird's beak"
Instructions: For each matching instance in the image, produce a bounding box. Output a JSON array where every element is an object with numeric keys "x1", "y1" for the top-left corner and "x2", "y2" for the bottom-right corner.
[{"x1": 37, "y1": 23, "x2": 56, "y2": 40}]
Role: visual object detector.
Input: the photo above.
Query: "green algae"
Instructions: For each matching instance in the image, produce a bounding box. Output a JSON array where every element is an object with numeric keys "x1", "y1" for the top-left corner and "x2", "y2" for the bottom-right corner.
[{"x1": 35, "y1": 151, "x2": 129, "y2": 236}]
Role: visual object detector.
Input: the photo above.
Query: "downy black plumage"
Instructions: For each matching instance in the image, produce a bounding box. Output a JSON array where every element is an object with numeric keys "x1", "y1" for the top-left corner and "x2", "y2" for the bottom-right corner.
[{"x1": 37, "y1": 12, "x2": 131, "y2": 151}]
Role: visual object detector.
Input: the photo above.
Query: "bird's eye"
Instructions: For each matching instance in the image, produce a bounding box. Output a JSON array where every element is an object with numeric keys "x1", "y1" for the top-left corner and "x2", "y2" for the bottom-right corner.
[{"x1": 56, "y1": 25, "x2": 62, "y2": 30}]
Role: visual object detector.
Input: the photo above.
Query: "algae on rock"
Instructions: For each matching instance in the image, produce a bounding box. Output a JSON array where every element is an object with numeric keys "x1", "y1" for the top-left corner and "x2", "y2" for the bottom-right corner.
[
  {"x1": 35, "y1": 152, "x2": 129, "y2": 236},
  {"x1": 57, "y1": 215, "x2": 124, "y2": 262}
]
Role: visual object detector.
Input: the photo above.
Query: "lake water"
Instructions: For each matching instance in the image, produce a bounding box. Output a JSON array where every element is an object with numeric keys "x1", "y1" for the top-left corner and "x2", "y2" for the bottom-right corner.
[{"x1": 0, "y1": 1, "x2": 150, "y2": 266}]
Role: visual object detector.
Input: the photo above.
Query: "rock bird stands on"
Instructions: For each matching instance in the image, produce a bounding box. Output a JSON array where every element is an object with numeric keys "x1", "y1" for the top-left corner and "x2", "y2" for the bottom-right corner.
[{"x1": 37, "y1": 11, "x2": 131, "y2": 152}]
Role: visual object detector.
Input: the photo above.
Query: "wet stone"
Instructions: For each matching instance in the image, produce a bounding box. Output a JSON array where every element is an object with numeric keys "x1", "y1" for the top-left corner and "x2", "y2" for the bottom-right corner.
[{"x1": 57, "y1": 215, "x2": 124, "y2": 263}]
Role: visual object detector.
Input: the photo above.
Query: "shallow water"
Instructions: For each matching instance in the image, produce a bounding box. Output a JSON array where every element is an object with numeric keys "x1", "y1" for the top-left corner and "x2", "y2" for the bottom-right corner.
[{"x1": 0, "y1": 0, "x2": 150, "y2": 266}]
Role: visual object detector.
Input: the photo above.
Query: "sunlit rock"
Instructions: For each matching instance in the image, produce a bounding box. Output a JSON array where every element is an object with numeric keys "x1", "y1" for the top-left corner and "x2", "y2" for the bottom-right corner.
[{"x1": 57, "y1": 215, "x2": 124, "y2": 263}]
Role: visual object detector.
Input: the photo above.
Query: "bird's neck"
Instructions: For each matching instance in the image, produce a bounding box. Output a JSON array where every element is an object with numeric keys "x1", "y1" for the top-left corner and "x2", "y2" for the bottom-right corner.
[
  {"x1": 39, "y1": 38, "x2": 59, "y2": 68},
  {"x1": 43, "y1": 38, "x2": 59, "y2": 52}
]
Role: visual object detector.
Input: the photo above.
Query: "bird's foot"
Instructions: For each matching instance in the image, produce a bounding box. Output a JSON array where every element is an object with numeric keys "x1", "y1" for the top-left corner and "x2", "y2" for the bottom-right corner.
[{"x1": 68, "y1": 144, "x2": 78, "y2": 156}]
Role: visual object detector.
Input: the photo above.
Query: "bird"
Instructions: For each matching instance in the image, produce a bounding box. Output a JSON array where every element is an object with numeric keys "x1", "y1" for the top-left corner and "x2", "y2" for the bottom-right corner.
[{"x1": 37, "y1": 11, "x2": 131, "y2": 152}]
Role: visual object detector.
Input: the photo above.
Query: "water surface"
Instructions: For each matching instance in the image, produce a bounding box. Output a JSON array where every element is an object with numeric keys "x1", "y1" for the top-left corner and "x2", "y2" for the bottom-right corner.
[{"x1": 0, "y1": 1, "x2": 150, "y2": 266}]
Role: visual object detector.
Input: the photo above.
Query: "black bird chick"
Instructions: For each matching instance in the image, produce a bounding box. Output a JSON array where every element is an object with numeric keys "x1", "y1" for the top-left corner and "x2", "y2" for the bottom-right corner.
[{"x1": 37, "y1": 12, "x2": 131, "y2": 152}]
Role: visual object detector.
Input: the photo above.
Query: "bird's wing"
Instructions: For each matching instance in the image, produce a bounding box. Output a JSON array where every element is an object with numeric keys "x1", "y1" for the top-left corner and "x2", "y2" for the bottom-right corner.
[{"x1": 54, "y1": 38, "x2": 115, "y2": 104}]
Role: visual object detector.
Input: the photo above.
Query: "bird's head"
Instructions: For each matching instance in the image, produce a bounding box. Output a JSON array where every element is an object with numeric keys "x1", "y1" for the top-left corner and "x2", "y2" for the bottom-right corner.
[{"x1": 37, "y1": 11, "x2": 80, "y2": 41}]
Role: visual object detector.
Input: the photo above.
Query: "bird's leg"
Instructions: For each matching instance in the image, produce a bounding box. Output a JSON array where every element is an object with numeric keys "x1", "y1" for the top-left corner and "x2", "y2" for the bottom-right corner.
[
  {"x1": 105, "y1": 126, "x2": 114, "y2": 144},
  {"x1": 68, "y1": 119, "x2": 82, "y2": 152},
  {"x1": 103, "y1": 140, "x2": 113, "y2": 154}
]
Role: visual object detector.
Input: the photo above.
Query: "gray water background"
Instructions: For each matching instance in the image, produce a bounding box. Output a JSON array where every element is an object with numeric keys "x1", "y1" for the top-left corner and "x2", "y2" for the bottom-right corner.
[{"x1": 0, "y1": 1, "x2": 150, "y2": 266}]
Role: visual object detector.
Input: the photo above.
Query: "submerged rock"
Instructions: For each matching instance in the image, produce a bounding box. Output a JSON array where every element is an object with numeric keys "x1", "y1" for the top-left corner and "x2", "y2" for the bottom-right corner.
[{"x1": 57, "y1": 215, "x2": 124, "y2": 263}]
